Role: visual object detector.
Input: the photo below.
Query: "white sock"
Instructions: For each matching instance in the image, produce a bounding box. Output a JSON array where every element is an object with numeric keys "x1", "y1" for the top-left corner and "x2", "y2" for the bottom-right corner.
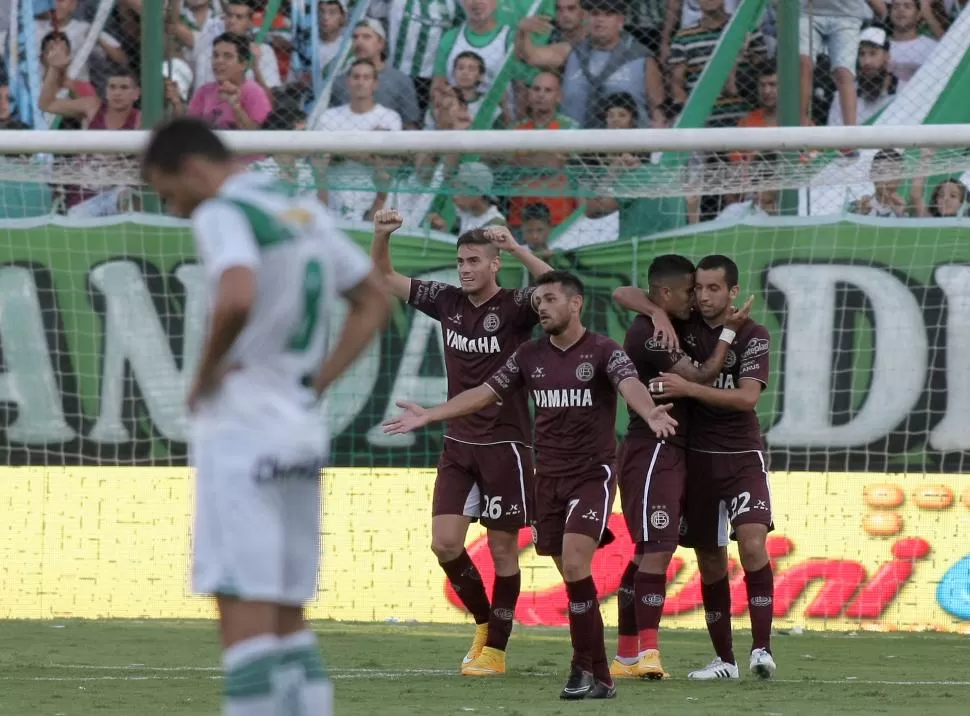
[
  {"x1": 277, "y1": 630, "x2": 333, "y2": 716},
  {"x1": 222, "y1": 634, "x2": 281, "y2": 716}
]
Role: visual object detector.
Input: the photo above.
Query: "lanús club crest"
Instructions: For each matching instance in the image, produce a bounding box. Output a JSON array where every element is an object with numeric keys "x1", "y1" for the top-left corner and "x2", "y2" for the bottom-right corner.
[
  {"x1": 575, "y1": 362, "x2": 595, "y2": 381},
  {"x1": 724, "y1": 350, "x2": 737, "y2": 369},
  {"x1": 483, "y1": 311, "x2": 501, "y2": 333}
]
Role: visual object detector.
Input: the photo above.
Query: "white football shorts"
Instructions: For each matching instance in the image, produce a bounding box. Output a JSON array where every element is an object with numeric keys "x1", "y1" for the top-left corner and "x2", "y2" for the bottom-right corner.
[{"x1": 191, "y1": 429, "x2": 326, "y2": 606}]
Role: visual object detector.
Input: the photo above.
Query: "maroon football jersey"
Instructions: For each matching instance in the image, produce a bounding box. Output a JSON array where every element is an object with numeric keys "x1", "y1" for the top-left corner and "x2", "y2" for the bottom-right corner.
[
  {"x1": 678, "y1": 314, "x2": 770, "y2": 451},
  {"x1": 409, "y1": 279, "x2": 538, "y2": 444},
  {"x1": 486, "y1": 330, "x2": 640, "y2": 477},
  {"x1": 623, "y1": 315, "x2": 689, "y2": 445}
]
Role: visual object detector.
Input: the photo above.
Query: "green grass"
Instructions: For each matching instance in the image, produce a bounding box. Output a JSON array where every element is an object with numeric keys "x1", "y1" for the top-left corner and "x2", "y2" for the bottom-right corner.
[{"x1": 1, "y1": 621, "x2": 968, "y2": 715}]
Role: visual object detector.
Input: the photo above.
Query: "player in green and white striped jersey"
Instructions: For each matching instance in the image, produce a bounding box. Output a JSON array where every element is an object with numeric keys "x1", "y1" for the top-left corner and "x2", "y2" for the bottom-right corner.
[{"x1": 141, "y1": 118, "x2": 390, "y2": 716}]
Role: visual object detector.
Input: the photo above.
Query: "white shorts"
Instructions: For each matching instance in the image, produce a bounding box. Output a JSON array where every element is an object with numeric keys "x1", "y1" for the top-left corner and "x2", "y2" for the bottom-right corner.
[{"x1": 191, "y1": 433, "x2": 325, "y2": 606}]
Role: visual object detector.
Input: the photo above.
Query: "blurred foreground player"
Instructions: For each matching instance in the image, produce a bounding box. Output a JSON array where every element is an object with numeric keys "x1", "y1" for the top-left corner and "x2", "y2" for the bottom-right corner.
[
  {"x1": 620, "y1": 255, "x2": 777, "y2": 680},
  {"x1": 142, "y1": 117, "x2": 391, "y2": 715},
  {"x1": 610, "y1": 255, "x2": 751, "y2": 680},
  {"x1": 384, "y1": 270, "x2": 678, "y2": 699},
  {"x1": 371, "y1": 211, "x2": 553, "y2": 675}
]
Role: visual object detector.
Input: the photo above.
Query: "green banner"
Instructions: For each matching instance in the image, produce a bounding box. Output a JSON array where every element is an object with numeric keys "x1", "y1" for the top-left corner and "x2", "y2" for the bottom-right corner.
[{"x1": 0, "y1": 215, "x2": 967, "y2": 472}]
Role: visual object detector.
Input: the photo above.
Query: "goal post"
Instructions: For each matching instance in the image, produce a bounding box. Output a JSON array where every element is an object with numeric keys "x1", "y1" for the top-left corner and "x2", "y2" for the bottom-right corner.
[{"x1": 1, "y1": 126, "x2": 970, "y2": 629}]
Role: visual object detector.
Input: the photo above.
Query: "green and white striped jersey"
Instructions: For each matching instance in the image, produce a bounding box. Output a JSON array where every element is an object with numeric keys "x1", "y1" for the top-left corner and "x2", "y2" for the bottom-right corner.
[{"x1": 388, "y1": 0, "x2": 465, "y2": 79}]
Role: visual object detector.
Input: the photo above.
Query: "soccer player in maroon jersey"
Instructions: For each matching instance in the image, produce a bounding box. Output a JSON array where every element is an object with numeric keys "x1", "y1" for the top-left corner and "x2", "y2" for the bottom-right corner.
[
  {"x1": 370, "y1": 210, "x2": 554, "y2": 676},
  {"x1": 618, "y1": 254, "x2": 777, "y2": 681},
  {"x1": 609, "y1": 255, "x2": 752, "y2": 681},
  {"x1": 384, "y1": 270, "x2": 678, "y2": 700}
]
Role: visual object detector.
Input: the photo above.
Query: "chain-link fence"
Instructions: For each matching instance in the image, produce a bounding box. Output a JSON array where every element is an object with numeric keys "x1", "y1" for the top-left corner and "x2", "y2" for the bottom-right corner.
[{"x1": 2, "y1": 1, "x2": 970, "y2": 244}]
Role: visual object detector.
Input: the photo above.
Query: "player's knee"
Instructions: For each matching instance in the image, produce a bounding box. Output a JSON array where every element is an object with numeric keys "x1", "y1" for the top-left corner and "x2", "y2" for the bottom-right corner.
[
  {"x1": 560, "y1": 549, "x2": 592, "y2": 582},
  {"x1": 430, "y1": 535, "x2": 465, "y2": 563},
  {"x1": 695, "y1": 548, "x2": 728, "y2": 583},
  {"x1": 737, "y1": 531, "x2": 769, "y2": 571},
  {"x1": 486, "y1": 531, "x2": 519, "y2": 572}
]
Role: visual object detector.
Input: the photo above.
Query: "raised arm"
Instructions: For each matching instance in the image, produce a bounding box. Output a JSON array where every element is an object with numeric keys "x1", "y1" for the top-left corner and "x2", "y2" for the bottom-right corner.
[
  {"x1": 668, "y1": 296, "x2": 754, "y2": 383},
  {"x1": 382, "y1": 384, "x2": 500, "y2": 434},
  {"x1": 515, "y1": 17, "x2": 571, "y2": 71},
  {"x1": 612, "y1": 286, "x2": 680, "y2": 351},
  {"x1": 484, "y1": 225, "x2": 554, "y2": 278},
  {"x1": 370, "y1": 209, "x2": 413, "y2": 301},
  {"x1": 617, "y1": 377, "x2": 677, "y2": 438}
]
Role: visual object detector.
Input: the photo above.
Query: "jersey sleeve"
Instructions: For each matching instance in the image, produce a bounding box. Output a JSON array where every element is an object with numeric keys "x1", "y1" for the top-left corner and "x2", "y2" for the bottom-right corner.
[
  {"x1": 511, "y1": 286, "x2": 539, "y2": 328},
  {"x1": 408, "y1": 279, "x2": 455, "y2": 320},
  {"x1": 486, "y1": 349, "x2": 526, "y2": 399},
  {"x1": 624, "y1": 317, "x2": 683, "y2": 374},
  {"x1": 191, "y1": 201, "x2": 260, "y2": 281},
  {"x1": 739, "y1": 325, "x2": 771, "y2": 386},
  {"x1": 602, "y1": 340, "x2": 640, "y2": 389}
]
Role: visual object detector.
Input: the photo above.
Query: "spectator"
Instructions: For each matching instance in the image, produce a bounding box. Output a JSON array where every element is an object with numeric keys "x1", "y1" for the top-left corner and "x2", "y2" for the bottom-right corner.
[
  {"x1": 889, "y1": 0, "x2": 938, "y2": 89},
  {"x1": 738, "y1": 62, "x2": 778, "y2": 129},
  {"x1": 254, "y1": 107, "x2": 314, "y2": 189},
  {"x1": 39, "y1": 62, "x2": 140, "y2": 131},
  {"x1": 0, "y1": 70, "x2": 25, "y2": 128},
  {"x1": 520, "y1": 202, "x2": 555, "y2": 258},
  {"x1": 166, "y1": 0, "x2": 220, "y2": 68},
  {"x1": 669, "y1": 0, "x2": 766, "y2": 127},
  {"x1": 434, "y1": 0, "x2": 513, "y2": 97},
  {"x1": 190, "y1": 0, "x2": 282, "y2": 92},
  {"x1": 603, "y1": 90, "x2": 639, "y2": 128},
  {"x1": 850, "y1": 149, "x2": 908, "y2": 217},
  {"x1": 799, "y1": 1, "x2": 881, "y2": 127},
  {"x1": 424, "y1": 84, "x2": 472, "y2": 130},
  {"x1": 561, "y1": 0, "x2": 664, "y2": 129},
  {"x1": 507, "y1": 71, "x2": 579, "y2": 232},
  {"x1": 660, "y1": 0, "x2": 740, "y2": 63},
  {"x1": 34, "y1": 0, "x2": 128, "y2": 82},
  {"x1": 717, "y1": 152, "x2": 781, "y2": 220},
  {"x1": 911, "y1": 151, "x2": 969, "y2": 216},
  {"x1": 313, "y1": 59, "x2": 404, "y2": 220},
  {"x1": 185, "y1": 33, "x2": 272, "y2": 129},
  {"x1": 317, "y1": 0, "x2": 347, "y2": 78},
  {"x1": 452, "y1": 162, "x2": 507, "y2": 234},
  {"x1": 388, "y1": 0, "x2": 463, "y2": 111},
  {"x1": 37, "y1": 32, "x2": 98, "y2": 129},
  {"x1": 331, "y1": 19, "x2": 422, "y2": 129},
  {"x1": 515, "y1": 0, "x2": 588, "y2": 72},
  {"x1": 922, "y1": 0, "x2": 966, "y2": 39},
  {"x1": 828, "y1": 26, "x2": 896, "y2": 126}
]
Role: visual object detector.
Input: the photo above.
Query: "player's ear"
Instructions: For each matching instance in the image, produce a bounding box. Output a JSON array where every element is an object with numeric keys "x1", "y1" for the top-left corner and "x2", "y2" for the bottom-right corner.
[{"x1": 730, "y1": 285, "x2": 740, "y2": 300}]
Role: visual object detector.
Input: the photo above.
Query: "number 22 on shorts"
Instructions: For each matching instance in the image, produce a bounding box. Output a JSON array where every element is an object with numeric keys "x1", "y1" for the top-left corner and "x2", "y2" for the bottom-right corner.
[{"x1": 729, "y1": 491, "x2": 751, "y2": 522}]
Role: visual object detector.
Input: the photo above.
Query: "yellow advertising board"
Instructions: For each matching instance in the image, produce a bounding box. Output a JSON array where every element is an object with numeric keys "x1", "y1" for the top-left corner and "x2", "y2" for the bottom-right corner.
[{"x1": 1, "y1": 468, "x2": 969, "y2": 633}]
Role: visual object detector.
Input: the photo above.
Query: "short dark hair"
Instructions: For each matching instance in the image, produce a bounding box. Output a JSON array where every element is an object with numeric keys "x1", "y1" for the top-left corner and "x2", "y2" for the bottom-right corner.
[
  {"x1": 696, "y1": 255, "x2": 739, "y2": 288},
  {"x1": 758, "y1": 60, "x2": 778, "y2": 79},
  {"x1": 107, "y1": 67, "x2": 139, "y2": 85},
  {"x1": 263, "y1": 106, "x2": 307, "y2": 130},
  {"x1": 141, "y1": 117, "x2": 232, "y2": 178},
  {"x1": 873, "y1": 148, "x2": 903, "y2": 166},
  {"x1": 41, "y1": 31, "x2": 71, "y2": 55},
  {"x1": 350, "y1": 57, "x2": 378, "y2": 76},
  {"x1": 456, "y1": 229, "x2": 499, "y2": 256},
  {"x1": 536, "y1": 270, "x2": 584, "y2": 297},
  {"x1": 648, "y1": 254, "x2": 695, "y2": 288},
  {"x1": 213, "y1": 32, "x2": 251, "y2": 63},
  {"x1": 603, "y1": 91, "x2": 639, "y2": 122},
  {"x1": 453, "y1": 51, "x2": 486, "y2": 76},
  {"x1": 522, "y1": 203, "x2": 552, "y2": 223}
]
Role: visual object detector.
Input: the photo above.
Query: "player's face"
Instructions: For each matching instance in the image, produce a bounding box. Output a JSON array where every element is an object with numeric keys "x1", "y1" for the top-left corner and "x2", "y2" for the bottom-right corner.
[
  {"x1": 694, "y1": 268, "x2": 739, "y2": 321},
  {"x1": 456, "y1": 244, "x2": 499, "y2": 294},
  {"x1": 146, "y1": 161, "x2": 208, "y2": 218},
  {"x1": 661, "y1": 274, "x2": 694, "y2": 321},
  {"x1": 535, "y1": 283, "x2": 580, "y2": 335}
]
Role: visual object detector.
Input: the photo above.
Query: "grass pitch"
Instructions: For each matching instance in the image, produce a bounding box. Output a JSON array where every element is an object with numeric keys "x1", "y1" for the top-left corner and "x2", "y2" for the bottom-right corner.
[{"x1": 1, "y1": 621, "x2": 968, "y2": 715}]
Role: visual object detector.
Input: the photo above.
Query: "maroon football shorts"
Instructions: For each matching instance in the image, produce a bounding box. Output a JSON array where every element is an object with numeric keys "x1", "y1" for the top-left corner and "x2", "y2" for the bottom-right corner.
[
  {"x1": 617, "y1": 437, "x2": 687, "y2": 553},
  {"x1": 432, "y1": 438, "x2": 535, "y2": 530},
  {"x1": 680, "y1": 449, "x2": 774, "y2": 550},
  {"x1": 532, "y1": 465, "x2": 617, "y2": 557}
]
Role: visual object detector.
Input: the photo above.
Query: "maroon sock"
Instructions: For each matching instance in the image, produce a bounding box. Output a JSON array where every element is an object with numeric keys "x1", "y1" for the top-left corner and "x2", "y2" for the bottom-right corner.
[
  {"x1": 565, "y1": 576, "x2": 599, "y2": 673},
  {"x1": 744, "y1": 564, "x2": 774, "y2": 653},
  {"x1": 701, "y1": 576, "x2": 735, "y2": 665},
  {"x1": 440, "y1": 551, "x2": 490, "y2": 624},
  {"x1": 485, "y1": 572, "x2": 520, "y2": 651},
  {"x1": 590, "y1": 606, "x2": 612, "y2": 686},
  {"x1": 615, "y1": 561, "x2": 639, "y2": 659},
  {"x1": 634, "y1": 571, "x2": 666, "y2": 652}
]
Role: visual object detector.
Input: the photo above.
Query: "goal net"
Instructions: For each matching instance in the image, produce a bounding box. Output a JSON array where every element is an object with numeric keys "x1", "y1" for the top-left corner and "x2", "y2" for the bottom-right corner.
[{"x1": 1, "y1": 126, "x2": 969, "y2": 631}]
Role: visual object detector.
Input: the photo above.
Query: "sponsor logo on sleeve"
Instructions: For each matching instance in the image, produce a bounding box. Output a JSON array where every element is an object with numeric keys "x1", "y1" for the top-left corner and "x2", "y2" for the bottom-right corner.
[
  {"x1": 513, "y1": 287, "x2": 534, "y2": 306},
  {"x1": 607, "y1": 350, "x2": 631, "y2": 372},
  {"x1": 742, "y1": 337, "x2": 770, "y2": 359}
]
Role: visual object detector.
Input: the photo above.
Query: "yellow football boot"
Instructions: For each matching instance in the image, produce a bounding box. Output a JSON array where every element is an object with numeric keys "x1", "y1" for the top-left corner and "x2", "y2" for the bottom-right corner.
[
  {"x1": 461, "y1": 646, "x2": 506, "y2": 676},
  {"x1": 636, "y1": 649, "x2": 670, "y2": 680},
  {"x1": 460, "y1": 623, "x2": 489, "y2": 672},
  {"x1": 609, "y1": 658, "x2": 642, "y2": 679}
]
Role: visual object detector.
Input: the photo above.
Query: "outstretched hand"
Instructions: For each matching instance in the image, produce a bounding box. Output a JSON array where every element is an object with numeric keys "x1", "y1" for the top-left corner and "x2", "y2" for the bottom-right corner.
[
  {"x1": 647, "y1": 403, "x2": 678, "y2": 439},
  {"x1": 382, "y1": 400, "x2": 430, "y2": 435}
]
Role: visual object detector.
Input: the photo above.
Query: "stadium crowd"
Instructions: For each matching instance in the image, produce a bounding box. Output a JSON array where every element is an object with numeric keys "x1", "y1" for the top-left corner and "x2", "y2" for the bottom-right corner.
[{"x1": 0, "y1": 0, "x2": 968, "y2": 238}]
